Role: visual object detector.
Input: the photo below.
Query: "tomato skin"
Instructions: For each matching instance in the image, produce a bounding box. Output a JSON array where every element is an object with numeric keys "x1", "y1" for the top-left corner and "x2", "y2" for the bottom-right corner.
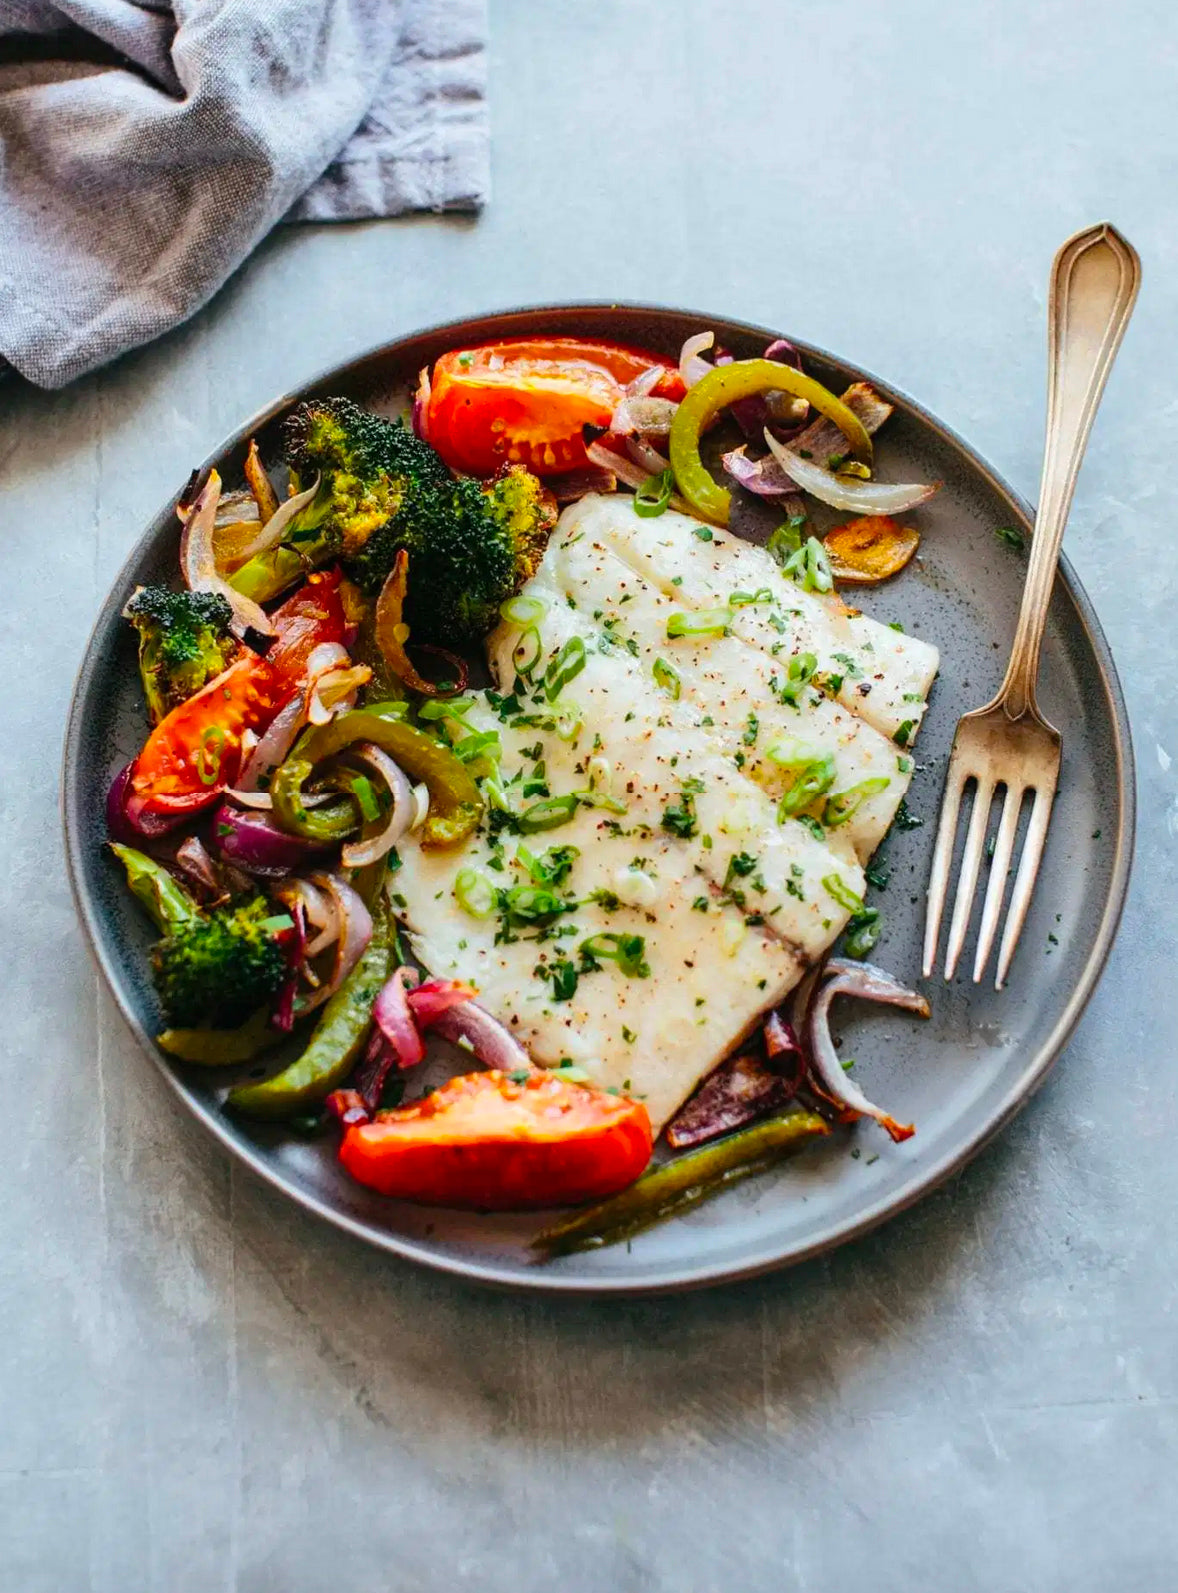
[
  {"x1": 339, "y1": 1069, "x2": 653, "y2": 1209},
  {"x1": 425, "y1": 337, "x2": 684, "y2": 478},
  {"x1": 130, "y1": 570, "x2": 347, "y2": 815}
]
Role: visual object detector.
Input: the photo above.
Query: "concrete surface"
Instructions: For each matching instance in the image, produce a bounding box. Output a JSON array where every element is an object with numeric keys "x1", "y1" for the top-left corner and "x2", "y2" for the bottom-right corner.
[{"x1": 3, "y1": 2, "x2": 1177, "y2": 1588}]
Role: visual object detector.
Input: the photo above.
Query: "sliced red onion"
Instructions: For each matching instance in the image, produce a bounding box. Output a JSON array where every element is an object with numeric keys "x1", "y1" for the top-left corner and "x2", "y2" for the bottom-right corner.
[
  {"x1": 764, "y1": 430, "x2": 942, "y2": 515},
  {"x1": 274, "y1": 876, "x2": 332, "y2": 938},
  {"x1": 412, "y1": 366, "x2": 431, "y2": 441},
  {"x1": 722, "y1": 444, "x2": 797, "y2": 499},
  {"x1": 806, "y1": 960, "x2": 928, "y2": 1143},
  {"x1": 665, "y1": 1051, "x2": 791, "y2": 1150},
  {"x1": 173, "y1": 835, "x2": 226, "y2": 902},
  {"x1": 727, "y1": 338, "x2": 809, "y2": 440},
  {"x1": 625, "y1": 363, "x2": 666, "y2": 398},
  {"x1": 610, "y1": 395, "x2": 679, "y2": 440},
  {"x1": 179, "y1": 470, "x2": 276, "y2": 647},
  {"x1": 371, "y1": 966, "x2": 425, "y2": 1069},
  {"x1": 325, "y1": 1088, "x2": 371, "y2": 1127},
  {"x1": 546, "y1": 466, "x2": 618, "y2": 503},
  {"x1": 212, "y1": 801, "x2": 328, "y2": 878},
  {"x1": 763, "y1": 1009, "x2": 806, "y2": 1092},
  {"x1": 237, "y1": 692, "x2": 307, "y2": 792},
  {"x1": 220, "y1": 475, "x2": 320, "y2": 568},
  {"x1": 340, "y1": 743, "x2": 414, "y2": 868},
  {"x1": 270, "y1": 901, "x2": 307, "y2": 1034},
  {"x1": 407, "y1": 977, "x2": 478, "y2": 1028},
  {"x1": 296, "y1": 873, "x2": 373, "y2": 1017},
  {"x1": 679, "y1": 330, "x2": 715, "y2": 388},
  {"x1": 107, "y1": 762, "x2": 186, "y2": 841},
  {"x1": 421, "y1": 999, "x2": 531, "y2": 1072},
  {"x1": 626, "y1": 436, "x2": 672, "y2": 477}
]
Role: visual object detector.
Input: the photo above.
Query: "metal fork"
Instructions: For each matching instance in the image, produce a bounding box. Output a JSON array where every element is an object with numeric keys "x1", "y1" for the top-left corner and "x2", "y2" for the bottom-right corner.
[{"x1": 923, "y1": 222, "x2": 1140, "y2": 988}]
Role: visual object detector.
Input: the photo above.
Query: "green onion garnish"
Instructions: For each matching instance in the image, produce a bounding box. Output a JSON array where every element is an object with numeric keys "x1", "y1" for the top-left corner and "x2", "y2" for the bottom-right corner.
[
  {"x1": 513, "y1": 625, "x2": 543, "y2": 679},
  {"x1": 634, "y1": 467, "x2": 674, "y2": 518},
  {"x1": 652, "y1": 656, "x2": 681, "y2": 699},
  {"x1": 518, "y1": 794, "x2": 579, "y2": 833},
  {"x1": 843, "y1": 907, "x2": 881, "y2": 958},
  {"x1": 822, "y1": 874, "x2": 864, "y2": 914},
  {"x1": 500, "y1": 593, "x2": 549, "y2": 626},
  {"x1": 452, "y1": 730, "x2": 501, "y2": 765},
  {"x1": 544, "y1": 635, "x2": 587, "y2": 701},
  {"x1": 454, "y1": 868, "x2": 496, "y2": 919},
  {"x1": 729, "y1": 587, "x2": 774, "y2": 607},
  {"x1": 666, "y1": 607, "x2": 733, "y2": 639},
  {"x1": 767, "y1": 739, "x2": 837, "y2": 818},
  {"x1": 579, "y1": 932, "x2": 650, "y2": 978},
  {"x1": 781, "y1": 535, "x2": 834, "y2": 594},
  {"x1": 822, "y1": 776, "x2": 891, "y2": 828}
]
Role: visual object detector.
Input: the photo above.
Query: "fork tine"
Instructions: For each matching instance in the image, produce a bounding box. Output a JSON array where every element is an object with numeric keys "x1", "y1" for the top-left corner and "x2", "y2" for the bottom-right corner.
[
  {"x1": 922, "y1": 767, "x2": 966, "y2": 978},
  {"x1": 972, "y1": 783, "x2": 1022, "y2": 983},
  {"x1": 995, "y1": 784, "x2": 1055, "y2": 989},
  {"x1": 943, "y1": 779, "x2": 994, "y2": 980}
]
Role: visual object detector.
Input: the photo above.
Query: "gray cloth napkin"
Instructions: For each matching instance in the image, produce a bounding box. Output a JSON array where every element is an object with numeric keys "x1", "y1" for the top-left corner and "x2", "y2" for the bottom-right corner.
[{"x1": 0, "y1": 0, "x2": 489, "y2": 388}]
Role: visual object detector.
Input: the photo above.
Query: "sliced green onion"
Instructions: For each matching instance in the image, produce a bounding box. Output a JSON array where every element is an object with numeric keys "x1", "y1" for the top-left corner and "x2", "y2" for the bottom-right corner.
[
  {"x1": 544, "y1": 636, "x2": 587, "y2": 702},
  {"x1": 455, "y1": 868, "x2": 496, "y2": 919},
  {"x1": 417, "y1": 696, "x2": 476, "y2": 723},
  {"x1": 822, "y1": 873, "x2": 864, "y2": 914},
  {"x1": 767, "y1": 739, "x2": 838, "y2": 818},
  {"x1": 554, "y1": 706, "x2": 583, "y2": 742},
  {"x1": 196, "y1": 725, "x2": 227, "y2": 786},
  {"x1": 519, "y1": 794, "x2": 579, "y2": 833},
  {"x1": 634, "y1": 467, "x2": 674, "y2": 518},
  {"x1": 768, "y1": 514, "x2": 807, "y2": 565},
  {"x1": 348, "y1": 773, "x2": 381, "y2": 823},
  {"x1": 776, "y1": 650, "x2": 819, "y2": 708},
  {"x1": 781, "y1": 535, "x2": 834, "y2": 594},
  {"x1": 575, "y1": 790, "x2": 629, "y2": 815},
  {"x1": 823, "y1": 776, "x2": 891, "y2": 828},
  {"x1": 652, "y1": 656, "x2": 681, "y2": 699},
  {"x1": 502, "y1": 885, "x2": 568, "y2": 925},
  {"x1": 518, "y1": 843, "x2": 579, "y2": 886},
  {"x1": 666, "y1": 607, "x2": 733, "y2": 639},
  {"x1": 513, "y1": 625, "x2": 542, "y2": 679},
  {"x1": 500, "y1": 593, "x2": 548, "y2": 626},
  {"x1": 844, "y1": 908, "x2": 881, "y2": 958},
  {"x1": 452, "y1": 730, "x2": 502, "y2": 765},
  {"x1": 479, "y1": 774, "x2": 512, "y2": 813},
  {"x1": 579, "y1": 932, "x2": 650, "y2": 978},
  {"x1": 729, "y1": 588, "x2": 774, "y2": 607}
]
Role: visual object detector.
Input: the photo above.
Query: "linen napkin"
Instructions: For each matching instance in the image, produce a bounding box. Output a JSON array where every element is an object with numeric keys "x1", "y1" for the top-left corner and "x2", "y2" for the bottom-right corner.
[{"x1": 0, "y1": 0, "x2": 489, "y2": 388}]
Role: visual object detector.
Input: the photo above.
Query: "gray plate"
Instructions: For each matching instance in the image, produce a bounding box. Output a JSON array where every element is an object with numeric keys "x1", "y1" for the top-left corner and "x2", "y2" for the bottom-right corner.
[{"x1": 61, "y1": 305, "x2": 1134, "y2": 1295}]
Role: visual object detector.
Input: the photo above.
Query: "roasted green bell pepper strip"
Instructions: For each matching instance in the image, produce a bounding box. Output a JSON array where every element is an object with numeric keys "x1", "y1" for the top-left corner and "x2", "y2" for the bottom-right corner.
[
  {"x1": 532, "y1": 1109, "x2": 829, "y2": 1257},
  {"x1": 227, "y1": 902, "x2": 395, "y2": 1119},
  {"x1": 157, "y1": 1008, "x2": 282, "y2": 1066},
  {"x1": 271, "y1": 702, "x2": 482, "y2": 849},
  {"x1": 668, "y1": 359, "x2": 874, "y2": 526},
  {"x1": 110, "y1": 844, "x2": 201, "y2": 933}
]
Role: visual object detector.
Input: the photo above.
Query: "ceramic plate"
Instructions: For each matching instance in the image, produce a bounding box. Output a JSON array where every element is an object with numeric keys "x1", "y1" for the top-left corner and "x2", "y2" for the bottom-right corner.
[{"x1": 62, "y1": 306, "x2": 1134, "y2": 1294}]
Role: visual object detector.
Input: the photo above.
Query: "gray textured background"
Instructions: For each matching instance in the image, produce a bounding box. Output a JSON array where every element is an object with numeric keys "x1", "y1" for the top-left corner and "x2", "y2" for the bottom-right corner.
[{"x1": 3, "y1": 2, "x2": 1176, "y2": 1588}]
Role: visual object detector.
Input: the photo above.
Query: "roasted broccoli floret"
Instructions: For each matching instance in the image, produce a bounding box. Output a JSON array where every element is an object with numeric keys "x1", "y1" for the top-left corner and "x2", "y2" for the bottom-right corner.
[
  {"x1": 123, "y1": 585, "x2": 236, "y2": 724},
  {"x1": 349, "y1": 464, "x2": 557, "y2": 644},
  {"x1": 150, "y1": 895, "x2": 288, "y2": 1029},
  {"x1": 283, "y1": 396, "x2": 451, "y2": 556},
  {"x1": 231, "y1": 398, "x2": 454, "y2": 606}
]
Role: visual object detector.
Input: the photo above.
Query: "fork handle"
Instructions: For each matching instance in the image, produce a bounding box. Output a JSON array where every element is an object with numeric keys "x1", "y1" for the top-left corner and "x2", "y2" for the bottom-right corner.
[{"x1": 996, "y1": 223, "x2": 1140, "y2": 720}]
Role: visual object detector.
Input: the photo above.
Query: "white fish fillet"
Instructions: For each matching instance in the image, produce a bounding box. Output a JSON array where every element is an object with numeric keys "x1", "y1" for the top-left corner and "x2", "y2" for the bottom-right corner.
[{"x1": 393, "y1": 493, "x2": 937, "y2": 1130}]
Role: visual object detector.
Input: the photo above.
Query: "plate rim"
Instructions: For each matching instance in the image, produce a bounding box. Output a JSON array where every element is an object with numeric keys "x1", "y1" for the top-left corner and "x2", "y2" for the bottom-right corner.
[{"x1": 61, "y1": 301, "x2": 1136, "y2": 1296}]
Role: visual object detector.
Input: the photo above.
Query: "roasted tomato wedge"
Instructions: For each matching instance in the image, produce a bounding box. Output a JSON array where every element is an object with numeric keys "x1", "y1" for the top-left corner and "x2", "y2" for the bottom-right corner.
[
  {"x1": 424, "y1": 337, "x2": 685, "y2": 477},
  {"x1": 339, "y1": 1069, "x2": 653, "y2": 1209},
  {"x1": 130, "y1": 570, "x2": 347, "y2": 816}
]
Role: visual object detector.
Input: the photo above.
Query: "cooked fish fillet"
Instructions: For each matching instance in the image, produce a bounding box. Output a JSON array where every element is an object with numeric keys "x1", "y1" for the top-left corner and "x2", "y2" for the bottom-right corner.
[
  {"x1": 393, "y1": 492, "x2": 936, "y2": 1130},
  {"x1": 568, "y1": 495, "x2": 938, "y2": 742}
]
